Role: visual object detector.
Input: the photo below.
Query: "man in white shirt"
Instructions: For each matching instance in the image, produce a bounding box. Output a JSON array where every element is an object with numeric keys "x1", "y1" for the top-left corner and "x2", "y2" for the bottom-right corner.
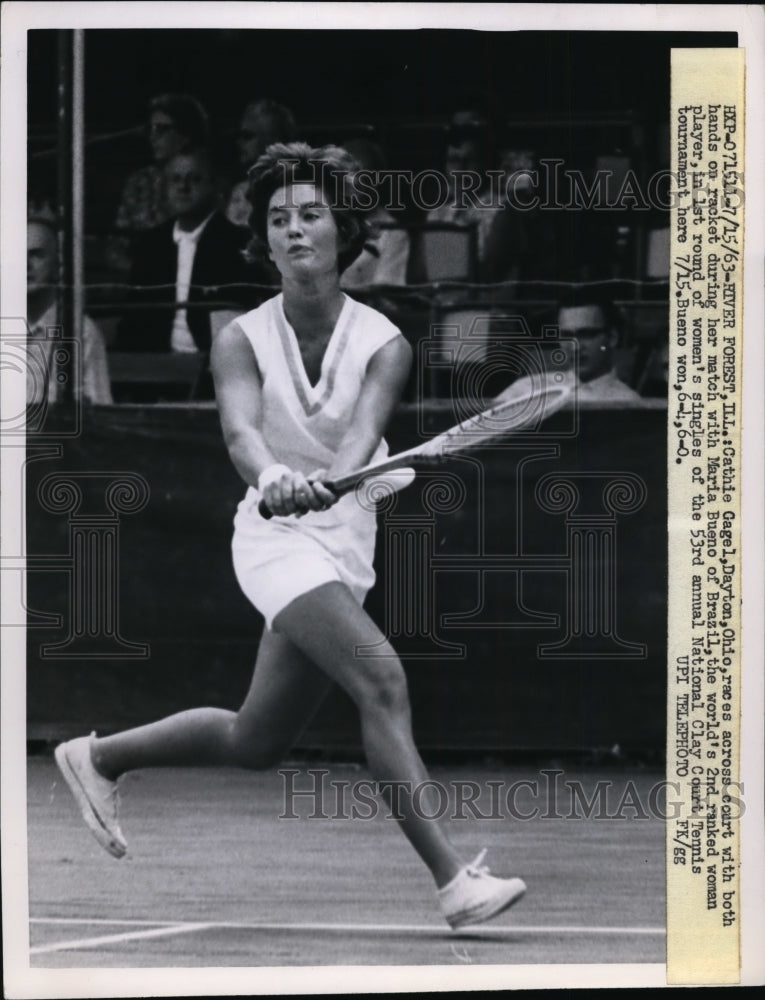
[
  {"x1": 26, "y1": 218, "x2": 112, "y2": 405},
  {"x1": 495, "y1": 293, "x2": 643, "y2": 407},
  {"x1": 555, "y1": 296, "x2": 642, "y2": 403},
  {"x1": 117, "y1": 148, "x2": 261, "y2": 356},
  {"x1": 168, "y1": 154, "x2": 218, "y2": 353}
]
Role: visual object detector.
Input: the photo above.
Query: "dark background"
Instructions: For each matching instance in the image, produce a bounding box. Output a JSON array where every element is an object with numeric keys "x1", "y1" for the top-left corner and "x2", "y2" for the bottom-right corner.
[
  {"x1": 28, "y1": 29, "x2": 735, "y2": 128},
  {"x1": 28, "y1": 28, "x2": 736, "y2": 227}
]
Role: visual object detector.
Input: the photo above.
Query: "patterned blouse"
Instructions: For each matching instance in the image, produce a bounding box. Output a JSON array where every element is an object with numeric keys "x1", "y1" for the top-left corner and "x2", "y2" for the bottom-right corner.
[{"x1": 114, "y1": 165, "x2": 171, "y2": 232}]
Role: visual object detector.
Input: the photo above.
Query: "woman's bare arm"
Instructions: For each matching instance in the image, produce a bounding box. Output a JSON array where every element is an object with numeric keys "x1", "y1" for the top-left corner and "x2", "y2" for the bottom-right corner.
[
  {"x1": 211, "y1": 322, "x2": 276, "y2": 488},
  {"x1": 211, "y1": 322, "x2": 335, "y2": 515},
  {"x1": 324, "y1": 334, "x2": 412, "y2": 482}
]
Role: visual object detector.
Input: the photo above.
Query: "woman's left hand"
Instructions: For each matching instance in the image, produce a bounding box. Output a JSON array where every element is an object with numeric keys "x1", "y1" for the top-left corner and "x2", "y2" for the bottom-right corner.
[{"x1": 305, "y1": 469, "x2": 338, "y2": 512}]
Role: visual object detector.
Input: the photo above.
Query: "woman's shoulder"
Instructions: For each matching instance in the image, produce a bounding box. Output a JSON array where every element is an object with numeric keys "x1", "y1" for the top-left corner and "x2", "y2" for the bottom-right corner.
[
  {"x1": 347, "y1": 295, "x2": 401, "y2": 335},
  {"x1": 228, "y1": 293, "x2": 281, "y2": 334},
  {"x1": 344, "y1": 296, "x2": 407, "y2": 365},
  {"x1": 213, "y1": 297, "x2": 281, "y2": 364}
]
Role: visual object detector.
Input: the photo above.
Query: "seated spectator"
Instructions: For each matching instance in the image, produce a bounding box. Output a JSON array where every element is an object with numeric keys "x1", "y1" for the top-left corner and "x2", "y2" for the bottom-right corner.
[
  {"x1": 638, "y1": 341, "x2": 669, "y2": 397},
  {"x1": 26, "y1": 218, "x2": 113, "y2": 406},
  {"x1": 339, "y1": 137, "x2": 410, "y2": 290},
  {"x1": 114, "y1": 93, "x2": 210, "y2": 234},
  {"x1": 482, "y1": 145, "x2": 559, "y2": 286},
  {"x1": 424, "y1": 110, "x2": 504, "y2": 279},
  {"x1": 116, "y1": 147, "x2": 267, "y2": 356},
  {"x1": 226, "y1": 99, "x2": 297, "y2": 226},
  {"x1": 496, "y1": 291, "x2": 642, "y2": 405}
]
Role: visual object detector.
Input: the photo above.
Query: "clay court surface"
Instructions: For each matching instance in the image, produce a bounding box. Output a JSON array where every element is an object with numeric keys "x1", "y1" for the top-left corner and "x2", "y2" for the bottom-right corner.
[{"x1": 28, "y1": 758, "x2": 665, "y2": 969}]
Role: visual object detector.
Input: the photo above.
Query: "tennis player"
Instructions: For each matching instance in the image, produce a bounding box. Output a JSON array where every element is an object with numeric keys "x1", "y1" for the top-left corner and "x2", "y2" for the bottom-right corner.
[{"x1": 55, "y1": 142, "x2": 526, "y2": 930}]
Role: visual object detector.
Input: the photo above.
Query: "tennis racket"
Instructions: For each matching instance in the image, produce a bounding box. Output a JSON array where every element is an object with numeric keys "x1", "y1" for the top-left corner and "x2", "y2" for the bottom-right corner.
[{"x1": 258, "y1": 379, "x2": 572, "y2": 519}]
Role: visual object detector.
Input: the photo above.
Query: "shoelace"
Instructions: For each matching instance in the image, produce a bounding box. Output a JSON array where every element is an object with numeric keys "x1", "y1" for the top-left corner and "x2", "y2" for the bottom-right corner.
[{"x1": 464, "y1": 848, "x2": 489, "y2": 878}]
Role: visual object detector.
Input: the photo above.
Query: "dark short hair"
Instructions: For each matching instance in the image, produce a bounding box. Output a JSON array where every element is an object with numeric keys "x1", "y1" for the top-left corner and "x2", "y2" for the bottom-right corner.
[
  {"x1": 149, "y1": 93, "x2": 210, "y2": 146},
  {"x1": 556, "y1": 288, "x2": 623, "y2": 335},
  {"x1": 242, "y1": 99, "x2": 297, "y2": 139},
  {"x1": 244, "y1": 142, "x2": 371, "y2": 273}
]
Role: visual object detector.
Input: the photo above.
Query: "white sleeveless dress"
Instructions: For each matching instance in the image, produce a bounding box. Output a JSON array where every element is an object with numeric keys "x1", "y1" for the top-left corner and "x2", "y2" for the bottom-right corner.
[{"x1": 229, "y1": 292, "x2": 402, "y2": 630}]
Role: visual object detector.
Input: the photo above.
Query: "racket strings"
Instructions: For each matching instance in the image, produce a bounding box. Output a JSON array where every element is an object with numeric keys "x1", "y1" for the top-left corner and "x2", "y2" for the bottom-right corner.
[{"x1": 419, "y1": 384, "x2": 572, "y2": 457}]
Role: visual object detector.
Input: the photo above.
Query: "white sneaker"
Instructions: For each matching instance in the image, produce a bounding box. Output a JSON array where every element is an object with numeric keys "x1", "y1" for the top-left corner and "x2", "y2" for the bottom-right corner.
[
  {"x1": 438, "y1": 849, "x2": 526, "y2": 929},
  {"x1": 54, "y1": 732, "x2": 127, "y2": 859}
]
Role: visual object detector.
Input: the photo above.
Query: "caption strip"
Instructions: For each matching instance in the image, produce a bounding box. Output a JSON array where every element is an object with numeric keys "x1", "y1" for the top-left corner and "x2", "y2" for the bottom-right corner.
[{"x1": 666, "y1": 47, "x2": 744, "y2": 985}]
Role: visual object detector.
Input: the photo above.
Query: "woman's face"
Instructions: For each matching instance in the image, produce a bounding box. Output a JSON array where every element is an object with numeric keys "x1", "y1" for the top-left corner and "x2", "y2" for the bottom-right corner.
[
  {"x1": 148, "y1": 111, "x2": 185, "y2": 164},
  {"x1": 266, "y1": 182, "x2": 342, "y2": 279}
]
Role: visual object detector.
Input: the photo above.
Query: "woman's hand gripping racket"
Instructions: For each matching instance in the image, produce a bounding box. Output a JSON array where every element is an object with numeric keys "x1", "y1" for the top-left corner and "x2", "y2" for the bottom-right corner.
[{"x1": 258, "y1": 379, "x2": 573, "y2": 519}]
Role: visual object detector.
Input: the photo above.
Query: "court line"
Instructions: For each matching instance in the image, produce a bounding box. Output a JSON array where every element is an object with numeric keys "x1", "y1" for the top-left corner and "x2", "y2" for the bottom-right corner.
[
  {"x1": 216, "y1": 921, "x2": 667, "y2": 937},
  {"x1": 30, "y1": 916, "x2": 665, "y2": 955},
  {"x1": 30, "y1": 922, "x2": 216, "y2": 955},
  {"x1": 30, "y1": 917, "x2": 183, "y2": 927}
]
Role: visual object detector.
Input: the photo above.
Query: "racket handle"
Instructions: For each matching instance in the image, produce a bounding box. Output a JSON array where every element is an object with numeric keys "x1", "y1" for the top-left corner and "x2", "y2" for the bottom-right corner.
[{"x1": 257, "y1": 481, "x2": 339, "y2": 520}]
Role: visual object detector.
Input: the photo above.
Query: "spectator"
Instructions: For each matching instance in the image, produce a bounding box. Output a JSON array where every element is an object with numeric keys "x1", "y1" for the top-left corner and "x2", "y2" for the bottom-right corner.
[
  {"x1": 26, "y1": 218, "x2": 113, "y2": 405},
  {"x1": 482, "y1": 145, "x2": 559, "y2": 286},
  {"x1": 339, "y1": 137, "x2": 410, "y2": 290},
  {"x1": 27, "y1": 197, "x2": 57, "y2": 224},
  {"x1": 638, "y1": 341, "x2": 669, "y2": 398},
  {"x1": 116, "y1": 147, "x2": 266, "y2": 356},
  {"x1": 495, "y1": 291, "x2": 642, "y2": 405},
  {"x1": 424, "y1": 110, "x2": 504, "y2": 277},
  {"x1": 114, "y1": 93, "x2": 211, "y2": 234},
  {"x1": 226, "y1": 99, "x2": 297, "y2": 226}
]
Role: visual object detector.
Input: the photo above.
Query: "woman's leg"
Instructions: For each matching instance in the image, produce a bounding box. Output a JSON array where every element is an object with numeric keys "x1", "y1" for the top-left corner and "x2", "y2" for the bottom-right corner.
[
  {"x1": 92, "y1": 629, "x2": 334, "y2": 779},
  {"x1": 272, "y1": 581, "x2": 464, "y2": 888}
]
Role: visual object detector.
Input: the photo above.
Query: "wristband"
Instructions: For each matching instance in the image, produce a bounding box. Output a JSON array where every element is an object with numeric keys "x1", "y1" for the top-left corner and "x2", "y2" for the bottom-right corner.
[{"x1": 257, "y1": 463, "x2": 291, "y2": 494}]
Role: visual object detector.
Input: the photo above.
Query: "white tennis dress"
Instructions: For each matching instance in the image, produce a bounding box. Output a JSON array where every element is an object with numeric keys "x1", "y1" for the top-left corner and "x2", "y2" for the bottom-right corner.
[{"x1": 230, "y1": 292, "x2": 403, "y2": 630}]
